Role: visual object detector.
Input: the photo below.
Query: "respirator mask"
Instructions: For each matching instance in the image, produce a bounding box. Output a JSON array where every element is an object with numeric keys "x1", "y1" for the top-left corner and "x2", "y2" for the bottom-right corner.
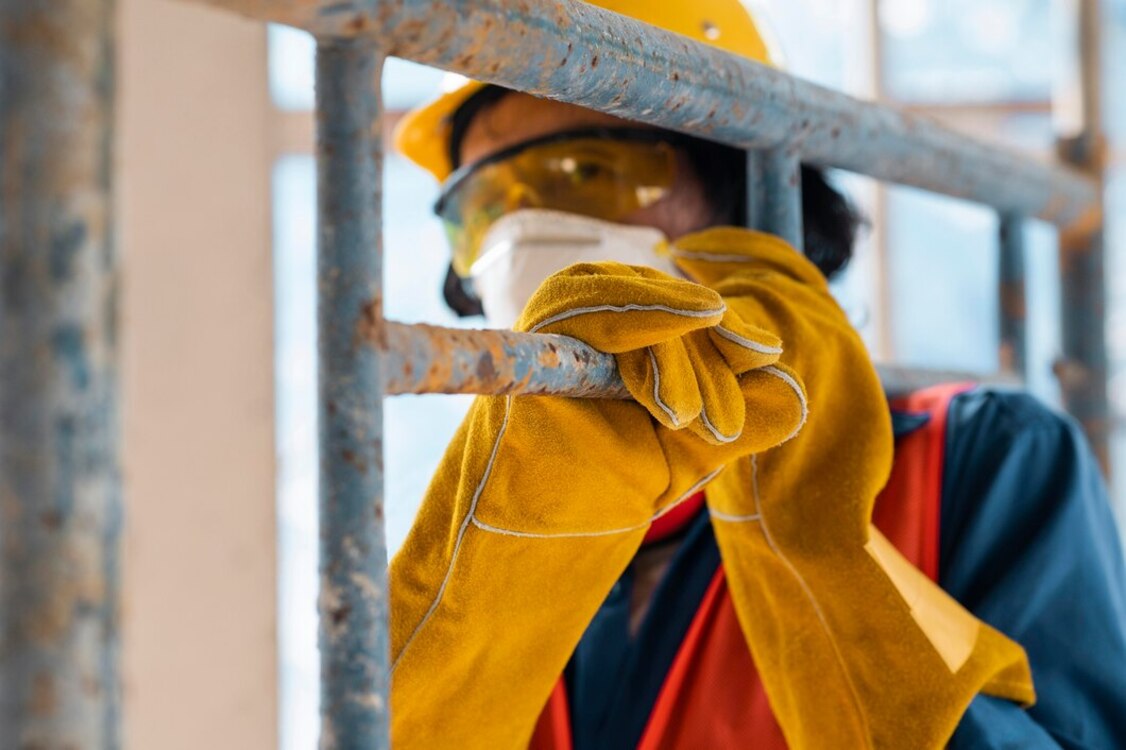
[
  {"x1": 469, "y1": 209, "x2": 677, "y2": 329},
  {"x1": 434, "y1": 127, "x2": 695, "y2": 327}
]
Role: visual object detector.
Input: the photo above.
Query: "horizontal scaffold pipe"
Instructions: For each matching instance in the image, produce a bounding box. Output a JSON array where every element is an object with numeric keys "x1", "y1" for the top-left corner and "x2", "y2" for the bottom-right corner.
[
  {"x1": 183, "y1": 0, "x2": 1099, "y2": 231},
  {"x1": 377, "y1": 321, "x2": 1017, "y2": 400},
  {"x1": 379, "y1": 321, "x2": 631, "y2": 399}
]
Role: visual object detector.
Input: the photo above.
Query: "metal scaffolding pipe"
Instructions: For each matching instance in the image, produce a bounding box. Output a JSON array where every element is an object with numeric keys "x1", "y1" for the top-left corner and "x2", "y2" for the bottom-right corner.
[
  {"x1": 379, "y1": 321, "x2": 629, "y2": 399},
  {"x1": 1054, "y1": 0, "x2": 1110, "y2": 471},
  {"x1": 0, "y1": 0, "x2": 122, "y2": 745},
  {"x1": 757, "y1": 147, "x2": 804, "y2": 251},
  {"x1": 999, "y1": 214, "x2": 1028, "y2": 378},
  {"x1": 182, "y1": 0, "x2": 1099, "y2": 231},
  {"x1": 376, "y1": 322, "x2": 1017, "y2": 401},
  {"x1": 315, "y1": 37, "x2": 390, "y2": 748}
]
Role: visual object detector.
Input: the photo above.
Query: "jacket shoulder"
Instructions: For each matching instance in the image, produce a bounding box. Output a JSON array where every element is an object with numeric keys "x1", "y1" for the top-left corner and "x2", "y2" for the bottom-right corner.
[{"x1": 946, "y1": 387, "x2": 1076, "y2": 442}]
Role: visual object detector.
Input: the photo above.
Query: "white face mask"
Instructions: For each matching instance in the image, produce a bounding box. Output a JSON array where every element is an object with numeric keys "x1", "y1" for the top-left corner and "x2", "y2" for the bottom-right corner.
[{"x1": 470, "y1": 209, "x2": 679, "y2": 329}]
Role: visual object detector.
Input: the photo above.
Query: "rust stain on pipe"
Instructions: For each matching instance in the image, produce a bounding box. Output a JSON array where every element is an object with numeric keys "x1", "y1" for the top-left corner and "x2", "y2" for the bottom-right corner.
[
  {"x1": 374, "y1": 319, "x2": 631, "y2": 399},
  {"x1": 1, "y1": 0, "x2": 121, "y2": 743}
]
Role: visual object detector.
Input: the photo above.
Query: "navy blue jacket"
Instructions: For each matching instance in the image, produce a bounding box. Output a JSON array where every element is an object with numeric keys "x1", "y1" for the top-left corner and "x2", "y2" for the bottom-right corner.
[{"x1": 566, "y1": 389, "x2": 1126, "y2": 749}]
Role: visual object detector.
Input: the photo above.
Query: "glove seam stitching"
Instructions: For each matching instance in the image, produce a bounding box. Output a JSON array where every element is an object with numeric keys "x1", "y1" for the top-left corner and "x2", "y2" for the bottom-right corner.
[
  {"x1": 709, "y1": 509, "x2": 762, "y2": 523},
  {"x1": 762, "y1": 365, "x2": 809, "y2": 443},
  {"x1": 470, "y1": 516, "x2": 648, "y2": 539},
  {"x1": 750, "y1": 454, "x2": 873, "y2": 744},
  {"x1": 647, "y1": 348, "x2": 681, "y2": 428},
  {"x1": 391, "y1": 395, "x2": 515, "y2": 674},
  {"x1": 714, "y1": 324, "x2": 783, "y2": 355},
  {"x1": 528, "y1": 302, "x2": 727, "y2": 334},
  {"x1": 700, "y1": 405, "x2": 741, "y2": 443}
]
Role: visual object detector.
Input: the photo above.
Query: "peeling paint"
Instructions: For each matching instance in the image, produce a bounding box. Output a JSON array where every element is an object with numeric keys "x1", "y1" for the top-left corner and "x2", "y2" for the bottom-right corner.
[
  {"x1": 167, "y1": 7, "x2": 1114, "y2": 750},
  {"x1": 49, "y1": 220, "x2": 87, "y2": 282},
  {"x1": 998, "y1": 214, "x2": 1028, "y2": 378},
  {"x1": 315, "y1": 37, "x2": 390, "y2": 749},
  {"x1": 378, "y1": 320, "x2": 630, "y2": 400},
  {"x1": 1053, "y1": 0, "x2": 1110, "y2": 472},
  {"x1": 52, "y1": 325, "x2": 91, "y2": 390},
  {"x1": 164, "y1": 0, "x2": 1089, "y2": 227},
  {"x1": 0, "y1": 0, "x2": 120, "y2": 744}
]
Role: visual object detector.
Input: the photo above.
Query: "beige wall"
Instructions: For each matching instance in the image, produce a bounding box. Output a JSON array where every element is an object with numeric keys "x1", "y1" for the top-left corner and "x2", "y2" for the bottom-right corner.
[{"x1": 119, "y1": 1, "x2": 276, "y2": 747}]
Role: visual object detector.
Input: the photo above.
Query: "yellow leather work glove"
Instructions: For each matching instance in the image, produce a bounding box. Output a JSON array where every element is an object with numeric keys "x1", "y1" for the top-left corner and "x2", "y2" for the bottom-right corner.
[
  {"x1": 390, "y1": 260, "x2": 805, "y2": 750},
  {"x1": 516, "y1": 262, "x2": 808, "y2": 499},
  {"x1": 670, "y1": 228, "x2": 1034, "y2": 749}
]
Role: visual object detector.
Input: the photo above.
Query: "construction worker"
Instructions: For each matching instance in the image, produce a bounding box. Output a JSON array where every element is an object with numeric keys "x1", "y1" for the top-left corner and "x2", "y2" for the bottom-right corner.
[{"x1": 388, "y1": 1, "x2": 1126, "y2": 748}]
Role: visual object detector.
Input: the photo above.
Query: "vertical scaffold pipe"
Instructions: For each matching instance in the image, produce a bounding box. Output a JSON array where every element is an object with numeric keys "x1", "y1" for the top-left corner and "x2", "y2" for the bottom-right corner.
[
  {"x1": 757, "y1": 147, "x2": 804, "y2": 251},
  {"x1": 1054, "y1": 0, "x2": 1109, "y2": 472},
  {"x1": 746, "y1": 151, "x2": 765, "y2": 232},
  {"x1": 314, "y1": 37, "x2": 390, "y2": 748},
  {"x1": 0, "y1": 0, "x2": 121, "y2": 746},
  {"x1": 999, "y1": 214, "x2": 1028, "y2": 378}
]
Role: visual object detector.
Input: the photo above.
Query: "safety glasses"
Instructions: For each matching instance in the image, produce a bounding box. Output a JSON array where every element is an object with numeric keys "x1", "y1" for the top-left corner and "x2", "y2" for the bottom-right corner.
[{"x1": 435, "y1": 128, "x2": 691, "y2": 276}]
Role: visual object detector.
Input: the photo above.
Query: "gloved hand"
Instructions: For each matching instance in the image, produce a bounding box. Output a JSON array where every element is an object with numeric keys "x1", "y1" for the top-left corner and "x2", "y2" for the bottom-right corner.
[
  {"x1": 516, "y1": 261, "x2": 807, "y2": 505},
  {"x1": 671, "y1": 228, "x2": 1033, "y2": 749},
  {"x1": 390, "y1": 227, "x2": 1034, "y2": 750},
  {"x1": 390, "y1": 259, "x2": 805, "y2": 749}
]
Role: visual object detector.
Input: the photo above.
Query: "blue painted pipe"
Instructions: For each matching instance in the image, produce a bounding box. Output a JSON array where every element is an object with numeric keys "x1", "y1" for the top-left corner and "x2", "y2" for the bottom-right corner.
[
  {"x1": 375, "y1": 322, "x2": 1019, "y2": 401},
  {"x1": 379, "y1": 321, "x2": 629, "y2": 399},
  {"x1": 0, "y1": 0, "x2": 122, "y2": 744},
  {"x1": 998, "y1": 214, "x2": 1027, "y2": 378},
  {"x1": 757, "y1": 147, "x2": 804, "y2": 251},
  {"x1": 315, "y1": 37, "x2": 390, "y2": 749},
  {"x1": 187, "y1": 0, "x2": 1099, "y2": 231}
]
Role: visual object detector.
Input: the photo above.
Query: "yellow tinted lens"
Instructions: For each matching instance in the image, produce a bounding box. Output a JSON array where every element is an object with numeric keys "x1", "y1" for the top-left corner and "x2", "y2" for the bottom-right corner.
[
  {"x1": 439, "y1": 137, "x2": 677, "y2": 274},
  {"x1": 441, "y1": 162, "x2": 518, "y2": 275},
  {"x1": 532, "y1": 140, "x2": 676, "y2": 216}
]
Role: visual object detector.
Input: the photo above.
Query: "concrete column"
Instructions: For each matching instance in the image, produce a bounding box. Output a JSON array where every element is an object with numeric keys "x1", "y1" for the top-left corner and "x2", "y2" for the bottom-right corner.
[{"x1": 118, "y1": 1, "x2": 276, "y2": 747}]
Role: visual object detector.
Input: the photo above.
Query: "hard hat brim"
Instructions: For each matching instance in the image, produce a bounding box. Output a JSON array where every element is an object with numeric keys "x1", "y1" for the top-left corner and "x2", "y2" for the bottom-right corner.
[{"x1": 394, "y1": 81, "x2": 487, "y2": 183}]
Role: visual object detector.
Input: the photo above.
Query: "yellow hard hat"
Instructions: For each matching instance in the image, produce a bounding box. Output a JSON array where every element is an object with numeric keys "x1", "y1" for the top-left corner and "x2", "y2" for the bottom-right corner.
[{"x1": 394, "y1": 0, "x2": 776, "y2": 183}]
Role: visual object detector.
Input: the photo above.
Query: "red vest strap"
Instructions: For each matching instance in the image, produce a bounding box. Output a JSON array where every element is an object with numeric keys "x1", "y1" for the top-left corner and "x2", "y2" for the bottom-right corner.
[
  {"x1": 530, "y1": 680, "x2": 572, "y2": 750},
  {"x1": 873, "y1": 382, "x2": 974, "y2": 581},
  {"x1": 643, "y1": 491, "x2": 707, "y2": 545},
  {"x1": 637, "y1": 568, "x2": 785, "y2": 750}
]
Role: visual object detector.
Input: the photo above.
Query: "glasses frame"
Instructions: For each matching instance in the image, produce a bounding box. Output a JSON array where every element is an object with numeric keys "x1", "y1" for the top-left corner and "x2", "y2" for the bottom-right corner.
[{"x1": 433, "y1": 126, "x2": 701, "y2": 221}]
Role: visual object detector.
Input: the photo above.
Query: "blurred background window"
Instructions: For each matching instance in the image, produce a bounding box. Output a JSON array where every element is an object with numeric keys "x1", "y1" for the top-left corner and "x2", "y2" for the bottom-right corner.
[
  {"x1": 267, "y1": 2, "x2": 1126, "y2": 746},
  {"x1": 881, "y1": 0, "x2": 1053, "y2": 103}
]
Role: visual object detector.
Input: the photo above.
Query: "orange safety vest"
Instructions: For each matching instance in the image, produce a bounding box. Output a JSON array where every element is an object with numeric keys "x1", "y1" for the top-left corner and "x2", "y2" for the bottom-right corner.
[{"x1": 530, "y1": 383, "x2": 970, "y2": 750}]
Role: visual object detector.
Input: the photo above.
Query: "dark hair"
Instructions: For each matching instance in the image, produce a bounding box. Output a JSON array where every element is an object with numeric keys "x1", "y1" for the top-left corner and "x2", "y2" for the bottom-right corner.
[
  {"x1": 441, "y1": 85, "x2": 863, "y2": 316},
  {"x1": 681, "y1": 137, "x2": 862, "y2": 280}
]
